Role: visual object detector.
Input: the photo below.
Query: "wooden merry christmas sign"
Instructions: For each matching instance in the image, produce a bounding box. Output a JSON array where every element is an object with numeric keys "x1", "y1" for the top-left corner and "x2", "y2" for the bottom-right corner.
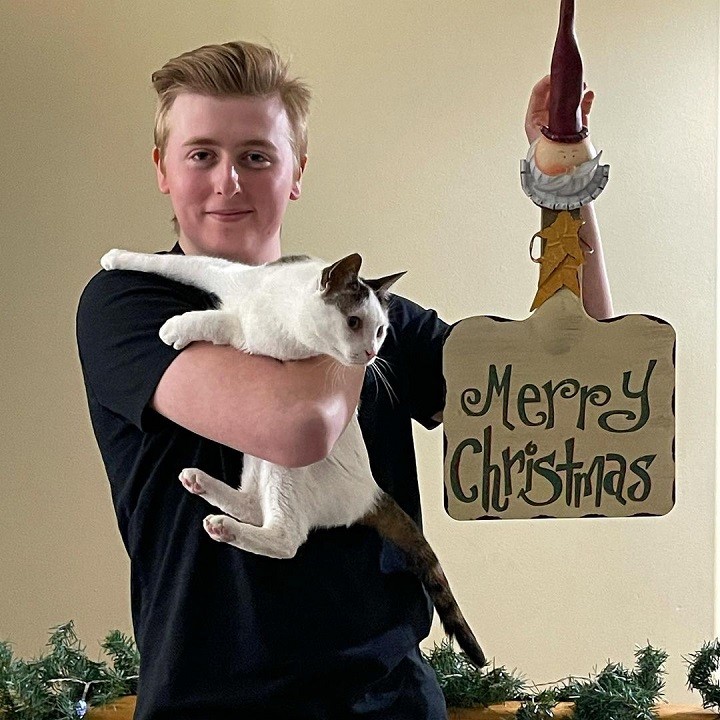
[
  {"x1": 443, "y1": 288, "x2": 675, "y2": 520},
  {"x1": 443, "y1": 0, "x2": 675, "y2": 520}
]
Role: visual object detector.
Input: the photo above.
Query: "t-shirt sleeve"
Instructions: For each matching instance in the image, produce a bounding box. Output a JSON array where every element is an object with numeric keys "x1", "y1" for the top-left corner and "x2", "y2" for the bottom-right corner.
[
  {"x1": 389, "y1": 295, "x2": 451, "y2": 430},
  {"x1": 76, "y1": 268, "x2": 213, "y2": 432}
]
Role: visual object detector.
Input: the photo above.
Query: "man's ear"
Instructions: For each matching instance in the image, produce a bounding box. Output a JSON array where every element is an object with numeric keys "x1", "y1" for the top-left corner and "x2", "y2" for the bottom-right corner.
[
  {"x1": 290, "y1": 154, "x2": 307, "y2": 201},
  {"x1": 153, "y1": 147, "x2": 170, "y2": 195}
]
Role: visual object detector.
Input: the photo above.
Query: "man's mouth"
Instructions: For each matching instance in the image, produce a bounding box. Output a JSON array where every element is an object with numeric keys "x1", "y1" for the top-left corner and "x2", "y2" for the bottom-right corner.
[{"x1": 206, "y1": 209, "x2": 252, "y2": 220}]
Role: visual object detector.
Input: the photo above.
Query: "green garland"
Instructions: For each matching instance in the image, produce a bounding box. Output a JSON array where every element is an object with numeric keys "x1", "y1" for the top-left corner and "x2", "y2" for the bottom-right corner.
[
  {"x1": 0, "y1": 622, "x2": 138, "y2": 719},
  {"x1": 686, "y1": 639, "x2": 720, "y2": 711},
  {"x1": 2, "y1": 623, "x2": 720, "y2": 717},
  {"x1": 422, "y1": 640, "x2": 669, "y2": 718},
  {"x1": 422, "y1": 639, "x2": 528, "y2": 708}
]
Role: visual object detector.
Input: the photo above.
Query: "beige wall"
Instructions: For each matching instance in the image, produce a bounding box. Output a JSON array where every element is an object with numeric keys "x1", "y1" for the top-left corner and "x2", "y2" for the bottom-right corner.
[{"x1": 1, "y1": 0, "x2": 716, "y2": 704}]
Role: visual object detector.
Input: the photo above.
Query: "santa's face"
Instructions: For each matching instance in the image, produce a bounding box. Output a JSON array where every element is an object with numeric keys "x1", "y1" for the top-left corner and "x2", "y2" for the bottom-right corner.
[
  {"x1": 533, "y1": 136, "x2": 596, "y2": 175},
  {"x1": 520, "y1": 136, "x2": 609, "y2": 211}
]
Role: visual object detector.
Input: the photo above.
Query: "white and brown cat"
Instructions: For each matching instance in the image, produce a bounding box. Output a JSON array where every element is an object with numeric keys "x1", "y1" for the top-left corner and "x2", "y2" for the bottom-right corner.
[{"x1": 101, "y1": 248, "x2": 486, "y2": 668}]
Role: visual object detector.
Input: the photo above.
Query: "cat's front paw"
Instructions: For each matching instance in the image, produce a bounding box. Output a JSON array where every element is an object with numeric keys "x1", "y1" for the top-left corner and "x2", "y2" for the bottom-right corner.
[
  {"x1": 179, "y1": 468, "x2": 206, "y2": 495},
  {"x1": 204, "y1": 515, "x2": 237, "y2": 543},
  {"x1": 159, "y1": 315, "x2": 193, "y2": 350},
  {"x1": 100, "y1": 248, "x2": 131, "y2": 271}
]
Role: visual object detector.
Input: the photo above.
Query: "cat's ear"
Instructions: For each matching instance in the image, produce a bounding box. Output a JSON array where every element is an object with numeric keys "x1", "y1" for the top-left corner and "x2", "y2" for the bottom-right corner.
[
  {"x1": 364, "y1": 271, "x2": 406, "y2": 297},
  {"x1": 321, "y1": 253, "x2": 363, "y2": 293}
]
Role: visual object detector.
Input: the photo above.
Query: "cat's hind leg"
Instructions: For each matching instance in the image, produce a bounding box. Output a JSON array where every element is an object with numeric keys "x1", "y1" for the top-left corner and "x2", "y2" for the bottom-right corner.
[
  {"x1": 203, "y1": 511, "x2": 308, "y2": 560},
  {"x1": 160, "y1": 310, "x2": 244, "y2": 350},
  {"x1": 180, "y1": 468, "x2": 262, "y2": 526}
]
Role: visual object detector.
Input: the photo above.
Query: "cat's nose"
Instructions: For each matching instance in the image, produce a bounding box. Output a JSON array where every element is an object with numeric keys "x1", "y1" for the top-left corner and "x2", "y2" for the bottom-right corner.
[{"x1": 365, "y1": 349, "x2": 376, "y2": 359}]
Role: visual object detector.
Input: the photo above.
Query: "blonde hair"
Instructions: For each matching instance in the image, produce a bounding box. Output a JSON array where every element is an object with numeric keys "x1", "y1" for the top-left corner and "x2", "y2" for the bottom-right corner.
[{"x1": 151, "y1": 40, "x2": 311, "y2": 167}]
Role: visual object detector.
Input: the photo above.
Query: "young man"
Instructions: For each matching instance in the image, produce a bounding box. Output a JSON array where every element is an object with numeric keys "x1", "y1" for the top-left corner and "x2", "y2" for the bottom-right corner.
[{"x1": 77, "y1": 41, "x2": 611, "y2": 720}]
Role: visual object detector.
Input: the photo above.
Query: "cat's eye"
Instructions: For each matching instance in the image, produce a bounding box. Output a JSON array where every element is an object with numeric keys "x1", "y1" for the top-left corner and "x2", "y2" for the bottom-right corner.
[
  {"x1": 376, "y1": 327, "x2": 385, "y2": 339},
  {"x1": 347, "y1": 316, "x2": 362, "y2": 330}
]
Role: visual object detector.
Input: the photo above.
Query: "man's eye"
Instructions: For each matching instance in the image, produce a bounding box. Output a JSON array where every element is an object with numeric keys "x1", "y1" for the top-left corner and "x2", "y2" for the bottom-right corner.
[
  {"x1": 244, "y1": 152, "x2": 271, "y2": 166},
  {"x1": 189, "y1": 151, "x2": 212, "y2": 162}
]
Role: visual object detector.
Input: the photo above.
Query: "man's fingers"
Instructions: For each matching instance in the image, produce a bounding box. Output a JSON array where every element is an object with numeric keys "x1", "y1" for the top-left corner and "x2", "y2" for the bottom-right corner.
[
  {"x1": 525, "y1": 75, "x2": 552, "y2": 141},
  {"x1": 581, "y1": 89, "x2": 595, "y2": 120},
  {"x1": 532, "y1": 74, "x2": 552, "y2": 94}
]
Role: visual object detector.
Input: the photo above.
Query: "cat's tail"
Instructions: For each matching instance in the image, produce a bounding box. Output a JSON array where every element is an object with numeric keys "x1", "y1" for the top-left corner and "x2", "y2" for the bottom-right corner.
[{"x1": 358, "y1": 492, "x2": 487, "y2": 669}]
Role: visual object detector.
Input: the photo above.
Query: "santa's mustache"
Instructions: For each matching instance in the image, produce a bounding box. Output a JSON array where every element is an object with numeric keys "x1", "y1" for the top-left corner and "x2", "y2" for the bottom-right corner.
[
  {"x1": 520, "y1": 140, "x2": 610, "y2": 211},
  {"x1": 527, "y1": 145, "x2": 604, "y2": 196}
]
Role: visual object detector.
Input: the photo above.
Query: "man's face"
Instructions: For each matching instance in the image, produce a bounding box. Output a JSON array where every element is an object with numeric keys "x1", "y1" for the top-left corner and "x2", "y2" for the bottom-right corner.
[{"x1": 154, "y1": 93, "x2": 304, "y2": 263}]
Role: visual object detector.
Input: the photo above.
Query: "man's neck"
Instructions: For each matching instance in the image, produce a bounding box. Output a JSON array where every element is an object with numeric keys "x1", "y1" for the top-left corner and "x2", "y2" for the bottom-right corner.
[{"x1": 176, "y1": 237, "x2": 282, "y2": 265}]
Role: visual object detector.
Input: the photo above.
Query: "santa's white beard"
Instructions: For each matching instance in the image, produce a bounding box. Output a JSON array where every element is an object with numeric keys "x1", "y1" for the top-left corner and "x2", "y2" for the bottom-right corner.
[{"x1": 520, "y1": 141, "x2": 609, "y2": 211}]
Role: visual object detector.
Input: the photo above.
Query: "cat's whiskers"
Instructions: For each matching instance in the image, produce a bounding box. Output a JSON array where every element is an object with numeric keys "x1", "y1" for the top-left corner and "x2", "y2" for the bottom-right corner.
[
  {"x1": 368, "y1": 357, "x2": 398, "y2": 406},
  {"x1": 317, "y1": 354, "x2": 342, "y2": 392}
]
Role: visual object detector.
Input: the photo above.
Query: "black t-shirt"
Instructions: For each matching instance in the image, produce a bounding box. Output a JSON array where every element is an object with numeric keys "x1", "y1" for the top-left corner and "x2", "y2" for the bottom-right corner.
[{"x1": 76, "y1": 250, "x2": 450, "y2": 719}]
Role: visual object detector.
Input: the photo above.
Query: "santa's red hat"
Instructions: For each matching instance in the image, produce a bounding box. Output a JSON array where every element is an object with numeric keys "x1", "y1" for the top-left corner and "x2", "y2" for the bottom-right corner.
[{"x1": 541, "y1": 0, "x2": 588, "y2": 144}]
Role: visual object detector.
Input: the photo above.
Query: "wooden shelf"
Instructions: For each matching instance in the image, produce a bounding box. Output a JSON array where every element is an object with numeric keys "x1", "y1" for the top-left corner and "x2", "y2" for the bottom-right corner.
[
  {"x1": 86, "y1": 697, "x2": 716, "y2": 719},
  {"x1": 448, "y1": 702, "x2": 716, "y2": 719}
]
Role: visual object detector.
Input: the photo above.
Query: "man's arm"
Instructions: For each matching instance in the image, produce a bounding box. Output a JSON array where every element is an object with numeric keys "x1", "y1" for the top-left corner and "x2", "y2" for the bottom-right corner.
[
  {"x1": 525, "y1": 75, "x2": 614, "y2": 321},
  {"x1": 578, "y1": 202, "x2": 614, "y2": 320},
  {"x1": 152, "y1": 344, "x2": 365, "y2": 468}
]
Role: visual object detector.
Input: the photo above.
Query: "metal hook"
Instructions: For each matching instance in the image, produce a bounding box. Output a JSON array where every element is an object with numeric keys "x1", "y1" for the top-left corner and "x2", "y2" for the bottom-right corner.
[{"x1": 529, "y1": 233, "x2": 544, "y2": 263}]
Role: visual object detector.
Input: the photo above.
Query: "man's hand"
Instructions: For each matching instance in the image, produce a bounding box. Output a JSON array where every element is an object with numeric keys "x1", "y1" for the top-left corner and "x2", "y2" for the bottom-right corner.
[{"x1": 524, "y1": 75, "x2": 595, "y2": 144}]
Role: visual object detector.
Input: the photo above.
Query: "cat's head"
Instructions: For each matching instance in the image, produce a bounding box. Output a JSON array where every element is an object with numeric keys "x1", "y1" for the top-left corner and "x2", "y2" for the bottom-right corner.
[{"x1": 318, "y1": 253, "x2": 404, "y2": 366}]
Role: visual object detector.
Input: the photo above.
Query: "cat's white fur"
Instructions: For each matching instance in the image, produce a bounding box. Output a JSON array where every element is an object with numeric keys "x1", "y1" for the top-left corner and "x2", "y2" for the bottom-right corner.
[{"x1": 100, "y1": 249, "x2": 396, "y2": 558}]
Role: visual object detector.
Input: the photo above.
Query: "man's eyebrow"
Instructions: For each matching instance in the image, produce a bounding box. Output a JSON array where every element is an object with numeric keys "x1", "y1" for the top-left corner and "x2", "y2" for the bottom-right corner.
[
  {"x1": 182, "y1": 137, "x2": 278, "y2": 150},
  {"x1": 182, "y1": 137, "x2": 218, "y2": 147}
]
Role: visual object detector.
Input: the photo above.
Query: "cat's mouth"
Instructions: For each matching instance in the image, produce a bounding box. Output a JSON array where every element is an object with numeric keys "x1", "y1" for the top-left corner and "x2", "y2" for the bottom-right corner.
[
  {"x1": 328, "y1": 346, "x2": 367, "y2": 367},
  {"x1": 350, "y1": 354, "x2": 375, "y2": 367}
]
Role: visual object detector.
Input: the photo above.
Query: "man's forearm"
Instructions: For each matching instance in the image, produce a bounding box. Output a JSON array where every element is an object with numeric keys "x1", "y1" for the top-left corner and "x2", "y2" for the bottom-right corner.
[
  {"x1": 152, "y1": 345, "x2": 365, "y2": 467},
  {"x1": 579, "y1": 203, "x2": 614, "y2": 320},
  {"x1": 284, "y1": 355, "x2": 366, "y2": 465}
]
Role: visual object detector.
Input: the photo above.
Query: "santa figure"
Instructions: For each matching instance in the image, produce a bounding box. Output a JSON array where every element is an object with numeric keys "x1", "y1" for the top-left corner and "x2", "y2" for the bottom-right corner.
[{"x1": 521, "y1": 0, "x2": 609, "y2": 211}]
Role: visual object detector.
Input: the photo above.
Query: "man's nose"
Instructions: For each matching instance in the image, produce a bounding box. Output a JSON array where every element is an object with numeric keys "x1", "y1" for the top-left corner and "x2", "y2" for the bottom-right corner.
[{"x1": 215, "y1": 164, "x2": 241, "y2": 196}]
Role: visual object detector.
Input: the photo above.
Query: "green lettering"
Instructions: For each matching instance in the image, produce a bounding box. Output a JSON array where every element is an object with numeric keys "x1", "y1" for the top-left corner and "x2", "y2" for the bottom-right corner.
[
  {"x1": 541, "y1": 379, "x2": 580, "y2": 429},
  {"x1": 577, "y1": 384, "x2": 611, "y2": 430},
  {"x1": 628, "y1": 455, "x2": 655, "y2": 502},
  {"x1": 517, "y1": 383, "x2": 546, "y2": 427},
  {"x1": 598, "y1": 360, "x2": 656, "y2": 433},
  {"x1": 602, "y1": 453, "x2": 627, "y2": 504},
  {"x1": 461, "y1": 364, "x2": 515, "y2": 430},
  {"x1": 449, "y1": 438, "x2": 481, "y2": 504},
  {"x1": 519, "y1": 451, "x2": 562, "y2": 507}
]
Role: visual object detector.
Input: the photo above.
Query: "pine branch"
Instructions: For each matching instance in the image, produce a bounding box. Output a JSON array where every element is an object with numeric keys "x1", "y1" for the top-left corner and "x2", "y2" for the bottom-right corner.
[
  {"x1": 686, "y1": 638, "x2": 720, "y2": 711},
  {"x1": 423, "y1": 638, "x2": 528, "y2": 708},
  {"x1": 0, "y1": 622, "x2": 140, "y2": 719},
  {"x1": 424, "y1": 640, "x2": 667, "y2": 718}
]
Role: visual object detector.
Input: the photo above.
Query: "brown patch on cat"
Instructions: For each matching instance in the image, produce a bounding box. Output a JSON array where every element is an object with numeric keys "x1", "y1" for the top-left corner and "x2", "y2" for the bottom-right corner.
[
  {"x1": 320, "y1": 254, "x2": 406, "y2": 318},
  {"x1": 327, "y1": 283, "x2": 371, "y2": 317},
  {"x1": 364, "y1": 272, "x2": 406, "y2": 299},
  {"x1": 321, "y1": 253, "x2": 362, "y2": 288},
  {"x1": 359, "y1": 492, "x2": 486, "y2": 668},
  {"x1": 321, "y1": 254, "x2": 371, "y2": 316}
]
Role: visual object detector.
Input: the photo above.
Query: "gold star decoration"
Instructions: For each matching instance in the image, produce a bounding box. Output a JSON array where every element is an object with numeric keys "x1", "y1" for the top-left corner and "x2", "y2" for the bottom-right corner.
[{"x1": 531, "y1": 210, "x2": 585, "y2": 311}]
